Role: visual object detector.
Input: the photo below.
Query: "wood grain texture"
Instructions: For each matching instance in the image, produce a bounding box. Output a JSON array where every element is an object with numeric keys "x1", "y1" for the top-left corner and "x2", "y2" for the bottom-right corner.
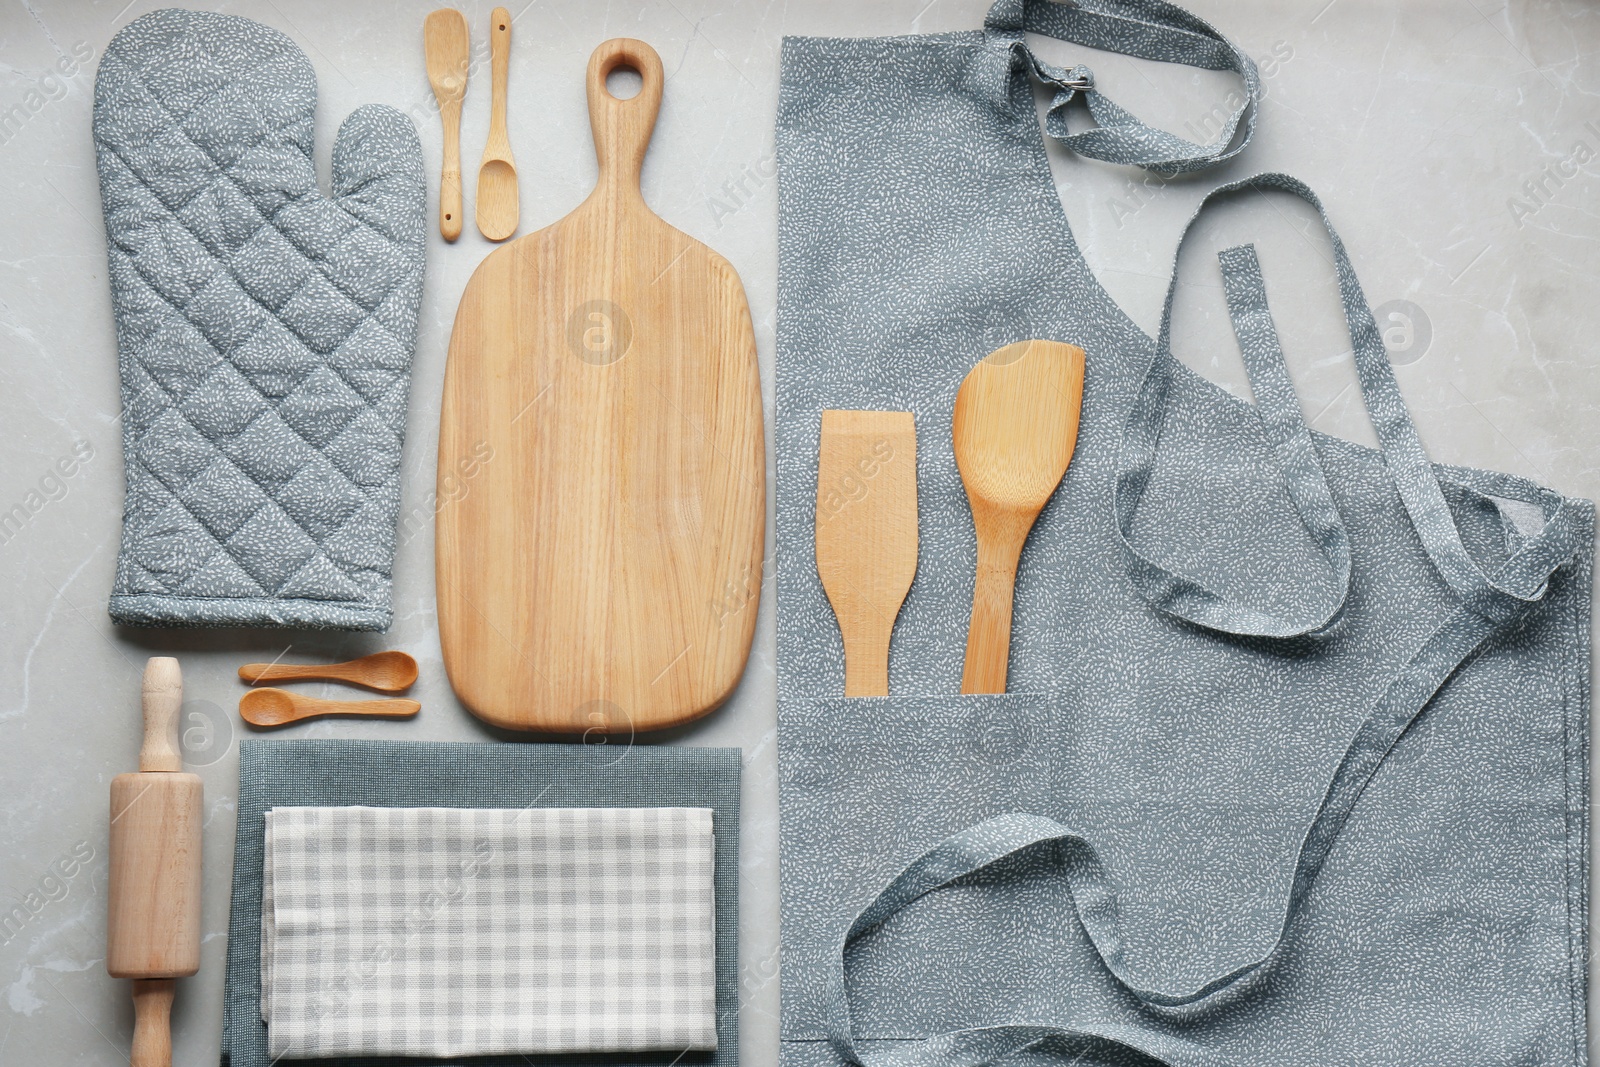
[
  {"x1": 239, "y1": 688, "x2": 421, "y2": 727},
  {"x1": 130, "y1": 980, "x2": 174, "y2": 1067},
  {"x1": 109, "y1": 658, "x2": 202, "y2": 1067},
  {"x1": 238, "y1": 650, "x2": 418, "y2": 692},
  {"x1": 955, "y1": 340, "x2": 1084, "y2": 694},
  {"x1": 475, "y1": 7, "x2": 517, "y2": 241},
  {"x1": 438, "y1": 38, "x2": 765, "y2": 734},
  {"x1": 136, "y1": 656, "x2": 182, "y2": 773},
  {"x1": 424, "y1": 8, "x2": 469, "y2": 242},
  {"x1": 815, "y1": 411, "x2": 918, "y2": 696},
  {"x1": 107, "y1": 772, "x2": 202, "y2": 978}
]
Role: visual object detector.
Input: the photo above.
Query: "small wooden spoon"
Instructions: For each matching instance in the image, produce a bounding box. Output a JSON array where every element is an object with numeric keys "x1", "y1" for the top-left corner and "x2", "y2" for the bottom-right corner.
[
  {"x1": 475, "y1": 7, "x2": 518, "y2": 240},
  {"x1": 237, "y1": 651, "x2": 419, "y2": 692},
  {"x1": 424, "y1": 9, "x2": 470, "y2": 241},
  {"x1": 240, "y1": 689, "x2": 420, "y2": 728},
  {"x1": 954, "y1": 339, "x2": 1085, "y2": 694}
]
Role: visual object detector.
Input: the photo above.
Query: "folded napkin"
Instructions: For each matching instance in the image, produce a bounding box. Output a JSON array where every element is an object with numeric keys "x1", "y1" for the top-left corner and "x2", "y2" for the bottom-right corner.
[
  {"x1": 223, "y1": 741, "x2": 741, "y2": 1067},
  {"x1": 260, "y1": 805, "x2": 717, "y2": 1058}
]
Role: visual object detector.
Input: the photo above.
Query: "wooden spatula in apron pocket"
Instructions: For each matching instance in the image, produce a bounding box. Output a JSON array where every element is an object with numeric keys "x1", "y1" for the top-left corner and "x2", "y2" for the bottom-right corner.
[
  {"x1": 437, "y1": 39, "x2": 766, "y2": 734},
  {"x1": 815, "y1": 411, "x2": 919, "y2": 696}
]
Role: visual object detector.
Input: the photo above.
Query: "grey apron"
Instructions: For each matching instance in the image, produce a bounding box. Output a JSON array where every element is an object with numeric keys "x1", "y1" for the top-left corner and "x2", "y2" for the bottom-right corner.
[{"x1": 774, "y1": 3, "x2": 1593, "y2": 1066}]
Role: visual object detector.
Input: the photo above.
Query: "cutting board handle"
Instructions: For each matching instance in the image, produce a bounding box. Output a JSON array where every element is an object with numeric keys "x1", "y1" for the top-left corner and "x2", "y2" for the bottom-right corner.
[{"x1": 586, "y1": 38, "x2": 663, "y2": 203}]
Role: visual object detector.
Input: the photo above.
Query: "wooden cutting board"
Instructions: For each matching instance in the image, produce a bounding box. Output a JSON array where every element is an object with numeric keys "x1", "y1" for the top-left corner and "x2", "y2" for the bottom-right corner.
[{"x1": 437, "y1": 38, "x2": 765, "y2": 734}]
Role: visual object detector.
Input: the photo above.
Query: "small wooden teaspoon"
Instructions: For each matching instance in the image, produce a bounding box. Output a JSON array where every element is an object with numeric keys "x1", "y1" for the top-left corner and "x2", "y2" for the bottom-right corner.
[
  {"x1": 237, "y1": 651, "x2": 419, "y2": 692},
  {"x1": 239, "y1": 689, "x2": 421, "y2": 728},
  {"x1": 954, "y1": 339, "x2": 1084, "y2": 694}
]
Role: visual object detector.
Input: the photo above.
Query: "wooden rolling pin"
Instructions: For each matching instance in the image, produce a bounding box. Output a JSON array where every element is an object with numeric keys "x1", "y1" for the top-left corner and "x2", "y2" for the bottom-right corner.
[{"x1": 107, "y1": 658, "x2": 201, "y2": 1067}]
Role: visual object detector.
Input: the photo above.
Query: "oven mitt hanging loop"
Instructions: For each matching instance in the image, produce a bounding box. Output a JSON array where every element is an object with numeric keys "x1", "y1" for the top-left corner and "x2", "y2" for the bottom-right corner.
[{"x1": 94, "y1": 9, "x2": 426, "y2": 629}]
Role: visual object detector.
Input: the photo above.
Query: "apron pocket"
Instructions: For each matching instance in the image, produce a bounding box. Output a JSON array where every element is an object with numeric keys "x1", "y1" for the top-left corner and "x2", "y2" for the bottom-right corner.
[{"x1": 779, "y1": 690, "x2": 1120, "y2": 1044}]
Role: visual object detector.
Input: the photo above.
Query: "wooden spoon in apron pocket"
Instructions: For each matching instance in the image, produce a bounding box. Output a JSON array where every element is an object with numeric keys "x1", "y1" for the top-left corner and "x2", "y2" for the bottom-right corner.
[{"x1": 954, "y1": 340, "x2": 1084, "y2": 694}]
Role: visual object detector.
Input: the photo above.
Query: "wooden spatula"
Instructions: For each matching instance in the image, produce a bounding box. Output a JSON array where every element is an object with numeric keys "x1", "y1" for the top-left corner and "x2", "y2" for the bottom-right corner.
[
  {"x1": 437, "y1": 39, "x2": 765, "y2": 734},
  {"x1": 423, "y1": 9, "x2": 469, "y2": 241},
  {"x1": 954, "y1": 340, "x2": 1084, "y2": 694},
  {"x1": 475, "y1": 7, "x2": 517, "y2": 240},
  {"x1": 815, "y1": 411, "x2": 918, "y2": 696}
]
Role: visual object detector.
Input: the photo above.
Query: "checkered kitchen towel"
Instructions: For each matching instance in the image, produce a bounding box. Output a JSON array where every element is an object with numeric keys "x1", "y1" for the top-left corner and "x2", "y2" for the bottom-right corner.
[{"x1": 260, "y1": 805, "x2": 717, "y2": 1058}]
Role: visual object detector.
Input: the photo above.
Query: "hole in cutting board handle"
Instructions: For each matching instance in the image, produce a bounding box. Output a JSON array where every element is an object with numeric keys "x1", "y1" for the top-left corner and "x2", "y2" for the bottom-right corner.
[
  {"x1": 585, "y1": 39, "x2": 664, "y2": 186},
  {"x1": 606, "y1": 64, "x2": 642, "y2": 100}
]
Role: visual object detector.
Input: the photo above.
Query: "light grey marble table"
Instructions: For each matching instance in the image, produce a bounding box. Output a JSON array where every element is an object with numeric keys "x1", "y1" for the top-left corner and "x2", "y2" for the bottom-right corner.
[{"x1": 1, "y1": 0, "x2": 1595, "y2": 1063}]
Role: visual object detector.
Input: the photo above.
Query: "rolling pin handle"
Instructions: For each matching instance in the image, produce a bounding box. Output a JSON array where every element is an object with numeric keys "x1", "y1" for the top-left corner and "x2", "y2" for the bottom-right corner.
[
  {"x1": 139, "y1": 658, "x2": 183, "y2": 773},
  {"x1": 130, "y1": 978, "x2": 174, "y2": 1067}
]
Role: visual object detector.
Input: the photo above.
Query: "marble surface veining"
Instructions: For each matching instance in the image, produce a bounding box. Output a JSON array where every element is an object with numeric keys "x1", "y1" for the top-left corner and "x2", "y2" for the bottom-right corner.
[{"x1": 0, "y1": 1, "x2": 1595, "y2": 1064}]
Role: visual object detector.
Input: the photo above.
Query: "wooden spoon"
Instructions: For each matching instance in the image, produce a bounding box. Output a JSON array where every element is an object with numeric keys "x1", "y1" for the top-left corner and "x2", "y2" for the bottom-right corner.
[
  {"x1": 239, "y1": 689, "x2": 420, "y2": 728},
  {"x1": 237, "y1": 651, "x2": 419, "y2": 692},
  {"x1": 954, "y1": 339, "x2": 1085, "y2": 694},
  {"x1": 815, "y1": 410, "x2": 919, "y2": 696},
  {"x1": 424, "y1": 9, "x2": 469, "y2": 242},
  {"x1": 475, "y1": 7, "x2": 518, "y2": 240}
]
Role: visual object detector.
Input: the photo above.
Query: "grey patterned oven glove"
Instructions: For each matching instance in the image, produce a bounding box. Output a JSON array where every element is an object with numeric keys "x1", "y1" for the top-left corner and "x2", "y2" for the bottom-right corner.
[{"x1": 94, "y1": 9, "x2": 425, "y2": 630}]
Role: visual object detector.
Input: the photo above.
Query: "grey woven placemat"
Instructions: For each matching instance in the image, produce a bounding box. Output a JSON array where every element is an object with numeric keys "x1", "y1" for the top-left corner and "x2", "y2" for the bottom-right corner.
[{"x1": 223, "y1": 740, "x2": 740, "y2": 1067}]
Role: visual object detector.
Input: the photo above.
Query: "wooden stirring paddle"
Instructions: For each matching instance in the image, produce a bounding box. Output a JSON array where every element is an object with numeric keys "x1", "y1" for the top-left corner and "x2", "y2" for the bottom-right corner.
[
  {"x1": 239, "y1": 689, "x2": 420, "y2": 728},
  {"x1": 423, "y1": 9, "x2": 469, "y2": 241},
  {"x1": 237, "y1": 651, "x2": 418, "y2": 693},
  {"x1": 815, "y1": 410, "x2": 919, "y2": 696},
  {"x1": 954, "y1": 340, "x2": 1084, "y2": 694},
  {"x1": 475, "y1": 7, "x2": 518, "y2": 240}
]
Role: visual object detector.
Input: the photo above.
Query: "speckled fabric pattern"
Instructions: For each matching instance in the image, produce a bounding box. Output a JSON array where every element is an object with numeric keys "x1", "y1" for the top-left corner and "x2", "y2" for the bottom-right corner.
[
  {"x1": 979, "y1": 0, "x2": 1258, "y2": 174},
  {"x1": 93, "y1": 8, "x2": 425, "y2": 630},
  {"x1": 774, "y1": 3, "x2": 1592, "y2": 1066}
]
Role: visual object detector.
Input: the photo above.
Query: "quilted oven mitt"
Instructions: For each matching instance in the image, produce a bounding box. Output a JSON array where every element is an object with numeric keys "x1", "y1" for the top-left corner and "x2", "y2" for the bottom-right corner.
[{"x1": 93, "y1": 9, "x2": 425, "y2": 630}]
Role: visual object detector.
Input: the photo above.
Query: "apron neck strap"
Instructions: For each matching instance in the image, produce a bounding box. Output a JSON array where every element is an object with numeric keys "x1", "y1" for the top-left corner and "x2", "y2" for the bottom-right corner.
[
  {"x1": 1129, "y1": 171, "x2": 1586, "y2": 632},
  {"x1": 983, "y1": 0, "x2": 1261, "y2": 174}
]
